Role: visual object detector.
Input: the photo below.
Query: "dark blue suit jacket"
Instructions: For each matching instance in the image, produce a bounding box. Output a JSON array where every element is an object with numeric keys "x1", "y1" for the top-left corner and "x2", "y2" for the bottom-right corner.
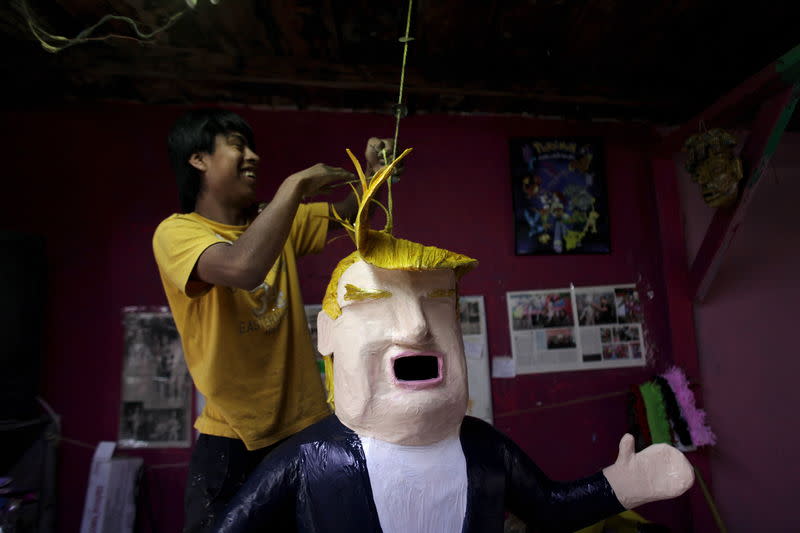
[{"x1": 214, "y1": 415, "x2": 623, "y2": 533}]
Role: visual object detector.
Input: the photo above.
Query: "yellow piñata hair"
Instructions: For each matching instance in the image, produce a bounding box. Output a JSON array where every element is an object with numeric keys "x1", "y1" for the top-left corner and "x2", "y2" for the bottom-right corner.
[{"x1": 321, "y1": 148, "x2": 477, "y2": 319}]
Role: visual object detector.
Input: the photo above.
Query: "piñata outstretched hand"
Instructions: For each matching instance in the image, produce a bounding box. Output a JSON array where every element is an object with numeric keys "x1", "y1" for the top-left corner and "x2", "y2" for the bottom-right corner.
[{"x1": 602, "y1": 433, "x2": 694, "y2": 509}]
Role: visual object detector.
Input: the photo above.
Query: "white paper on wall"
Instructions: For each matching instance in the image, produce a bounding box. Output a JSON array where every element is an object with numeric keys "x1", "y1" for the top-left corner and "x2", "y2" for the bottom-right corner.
[
  {"x1": 491, "y1": 356, "x2": 516, "y2": 379},
  {"x1": 460, "y1": 295, "x2": 493, "y2": 424}
]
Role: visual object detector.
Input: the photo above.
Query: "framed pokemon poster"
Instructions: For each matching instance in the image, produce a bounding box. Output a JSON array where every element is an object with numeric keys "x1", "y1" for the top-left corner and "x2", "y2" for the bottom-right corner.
[{"x1": 509, "y1": 137, "x2": 611, "y2": 255}]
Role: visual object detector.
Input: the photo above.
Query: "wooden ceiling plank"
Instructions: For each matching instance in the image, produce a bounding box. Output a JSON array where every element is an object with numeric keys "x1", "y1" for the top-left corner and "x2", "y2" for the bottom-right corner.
[
  {"x1": 320, "y1": 0, "x2": 341, "y2": 59},
  {"x1": 61, "y1": 64, "x2": 670, "y2": 109},
  {"x1": 3, "y1": 0, "x2": 796, "y2": 122},
  {"x1": 272, "y1": 0, "x2": 309, "y2": 57},
  {"x1": 49, "y1": 0, "x2": 102, "y2": 18},
  {"x1": 104, "y1": 0, "x2": 158, "y2": 28}
]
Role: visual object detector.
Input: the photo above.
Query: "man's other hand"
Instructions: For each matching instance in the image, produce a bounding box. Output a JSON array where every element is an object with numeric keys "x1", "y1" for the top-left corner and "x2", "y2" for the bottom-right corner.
[{"x1": 365, "y1": 137, "x2": 405, "y2": 178}]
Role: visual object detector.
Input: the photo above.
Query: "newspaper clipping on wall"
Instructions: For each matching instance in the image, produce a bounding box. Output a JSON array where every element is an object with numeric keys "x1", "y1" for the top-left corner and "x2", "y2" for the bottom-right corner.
[
  {"x1": 507, "y1": 284, "x2": 645, "y2": 374},
  {"x1": 118, "y1": 307, "x2": 192, "y2": 448},
  {"x1": 459, "y1": 295, "x2": 493, "y2": 424}
]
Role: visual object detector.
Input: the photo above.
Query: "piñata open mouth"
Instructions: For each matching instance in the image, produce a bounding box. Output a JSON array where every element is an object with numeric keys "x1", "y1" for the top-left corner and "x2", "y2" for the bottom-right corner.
[{"x1": 392, "y1": 353, "x2": 443, "y2": 389}]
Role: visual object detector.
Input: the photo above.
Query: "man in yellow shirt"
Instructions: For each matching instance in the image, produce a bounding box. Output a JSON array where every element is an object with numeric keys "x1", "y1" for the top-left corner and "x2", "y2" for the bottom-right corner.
[{"x1": 152, "y1": 108, "x2": 393, "y2": 533}]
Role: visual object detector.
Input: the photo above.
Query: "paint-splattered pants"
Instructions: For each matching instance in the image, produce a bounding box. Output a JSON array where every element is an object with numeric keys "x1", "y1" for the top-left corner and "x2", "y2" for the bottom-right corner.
[{"x1": 183, "y1": 434, "x2": 281, "y2": 533}]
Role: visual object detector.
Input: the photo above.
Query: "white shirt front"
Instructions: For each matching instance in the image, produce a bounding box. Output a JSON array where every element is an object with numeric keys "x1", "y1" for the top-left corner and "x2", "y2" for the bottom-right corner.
[{"x1": 360, "y1": 434, "x2": 468, "y2": 533}]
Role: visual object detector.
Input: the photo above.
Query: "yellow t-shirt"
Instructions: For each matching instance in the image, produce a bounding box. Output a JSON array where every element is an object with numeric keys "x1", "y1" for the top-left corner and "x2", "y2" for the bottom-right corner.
[{"x1": 152, "y1": 203, "x2": 331, "y2": 450}]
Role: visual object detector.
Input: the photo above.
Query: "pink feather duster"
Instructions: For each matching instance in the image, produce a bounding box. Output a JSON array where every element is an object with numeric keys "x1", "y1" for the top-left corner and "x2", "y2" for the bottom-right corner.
[{"x1": 661, "y1": 366, "x2": 717, "y2": 446}]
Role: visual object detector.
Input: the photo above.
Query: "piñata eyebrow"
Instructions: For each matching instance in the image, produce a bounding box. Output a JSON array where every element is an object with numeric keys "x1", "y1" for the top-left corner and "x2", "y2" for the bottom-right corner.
[{"x1": 343, "y1": 284, "x2": 392, "y2": 302}]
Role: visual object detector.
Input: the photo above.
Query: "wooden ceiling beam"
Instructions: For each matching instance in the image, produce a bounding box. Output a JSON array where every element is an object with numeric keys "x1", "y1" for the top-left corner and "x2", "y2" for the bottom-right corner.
[
  {"x1": 320, "y1": 0, "x2": 341, "y2": 59},
  {"x1": 49, "y1": 45, "x2": 671, "y2": 110},
  {"x1": 270, "y1": 0, "x2": 310, "y2": 57}
]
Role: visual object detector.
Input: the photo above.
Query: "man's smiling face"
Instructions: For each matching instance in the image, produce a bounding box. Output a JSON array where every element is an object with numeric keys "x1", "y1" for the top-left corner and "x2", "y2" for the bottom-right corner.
[
  {"x1": 197, "y1": 132, "x2": 260, "y2": 209},
  {"x1": 317, "y1": 259, "x2": 468, "y2": 445}
]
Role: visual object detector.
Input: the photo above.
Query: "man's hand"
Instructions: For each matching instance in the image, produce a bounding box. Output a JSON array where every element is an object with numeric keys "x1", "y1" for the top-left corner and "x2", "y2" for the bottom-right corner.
[
  {"x1": 602, "y1": 434, "x2": 695, "y2": 509},
  {"x1": 324, "y1": 137, "x2": 406, "y2": 224},
  {"x1": 288, "y1": 163, "x2": 355, "y2": 198},
  {"x1": 365, "y1": 137, "x2": 405, "y2": 178}
]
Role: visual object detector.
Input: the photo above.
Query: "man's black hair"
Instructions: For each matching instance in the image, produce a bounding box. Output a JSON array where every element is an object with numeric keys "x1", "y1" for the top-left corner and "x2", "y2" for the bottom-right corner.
[{"x1": 167, "y1": 109, "x2": 256, "y2": 213}]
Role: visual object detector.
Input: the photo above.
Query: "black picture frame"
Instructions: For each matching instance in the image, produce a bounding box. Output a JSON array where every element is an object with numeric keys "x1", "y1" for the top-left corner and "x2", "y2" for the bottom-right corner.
[{"x1": 510, "y1": 137, "x2": 611, "y2": 255}]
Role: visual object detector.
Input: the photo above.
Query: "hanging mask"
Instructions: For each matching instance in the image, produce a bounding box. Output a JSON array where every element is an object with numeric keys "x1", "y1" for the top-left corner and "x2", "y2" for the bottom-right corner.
[{"x1": 683, "y1": 129, "x2": 743, "y2": 208}]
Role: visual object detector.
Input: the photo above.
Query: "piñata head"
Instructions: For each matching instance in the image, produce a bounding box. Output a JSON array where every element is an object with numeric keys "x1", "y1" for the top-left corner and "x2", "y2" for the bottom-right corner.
[{"x1": 317, "y1": 148, "x2": 478, "y2": 445}]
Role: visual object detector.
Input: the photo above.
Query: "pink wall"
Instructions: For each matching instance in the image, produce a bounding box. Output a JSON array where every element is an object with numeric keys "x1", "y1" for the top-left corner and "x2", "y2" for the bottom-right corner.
[
  {"x1": 677, "y1": 132, "x2": 800, "y2": 531},
  {"x1": 2, "y1": 104, "x2": 693, "y2": 531}
]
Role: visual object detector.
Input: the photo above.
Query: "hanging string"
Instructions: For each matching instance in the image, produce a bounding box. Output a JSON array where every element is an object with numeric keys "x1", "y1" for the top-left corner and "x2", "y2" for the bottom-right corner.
[
  {"x1": 19, "y1": 0, "x2": 189, "y2": 53},
  {"x1": 392, "y1": 0, "x2": 414, "y2": 164},
  {"x1": 282, "y1": 0, "x2": 415, "y2": 218},
  {"x1": 384, "y1": 0, "x2": 414, "y2": 234}
]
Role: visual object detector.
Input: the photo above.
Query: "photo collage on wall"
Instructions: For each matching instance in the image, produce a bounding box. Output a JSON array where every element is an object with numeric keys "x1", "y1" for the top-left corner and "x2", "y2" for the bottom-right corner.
[
  {"x1": 118, "y1": 307, "x2": 192, "y2": 448},
  {"x1": 510, "y1": 137, "x2": 611, "y2": 256},
  {"x1": 575, "y1": 285, "x2": 644, "y2": 364},
  {"x1": 507, "y1": 284, "x2": 645, "y2": 374}
]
